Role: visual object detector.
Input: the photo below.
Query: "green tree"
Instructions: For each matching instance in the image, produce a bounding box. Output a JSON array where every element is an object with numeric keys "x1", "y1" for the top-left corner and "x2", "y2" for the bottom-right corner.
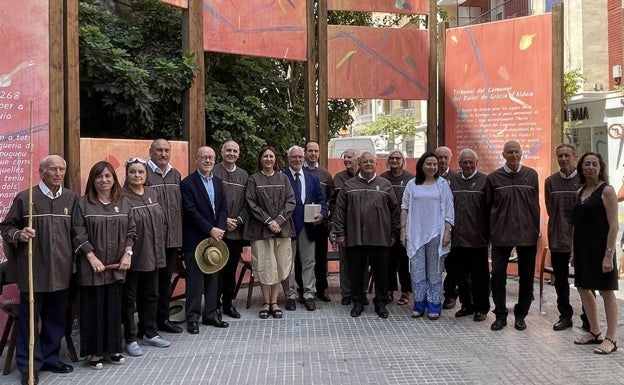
[
  {"x1": 563, "y1": 69, "x2": 585, "y2": 135},
  {"x1": 361, "y1": 114, "x2": 419, "y2": 151},
  {"x1": 79, "y1": 0, "x2": 196, "y2": 139}
]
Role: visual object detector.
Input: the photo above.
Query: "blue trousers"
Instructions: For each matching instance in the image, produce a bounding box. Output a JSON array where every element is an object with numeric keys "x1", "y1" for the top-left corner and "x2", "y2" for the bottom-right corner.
[
  {"x1": 17, "y1": 289, "x2": 68, "y2": 374},
  {"x1": 410, "y1": 236, "x2": 445, "y2": 315}
]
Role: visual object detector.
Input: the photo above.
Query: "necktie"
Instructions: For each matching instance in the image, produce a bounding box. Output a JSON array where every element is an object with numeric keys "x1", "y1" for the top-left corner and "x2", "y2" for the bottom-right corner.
[{"x1": 295, "y1": 172, "x2": 302, "y2": 202}]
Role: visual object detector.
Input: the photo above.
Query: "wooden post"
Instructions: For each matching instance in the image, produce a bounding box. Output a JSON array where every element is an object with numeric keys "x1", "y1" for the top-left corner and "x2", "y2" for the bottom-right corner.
[
  {"x1": 49, "y1": 0, "x2": 64, "y2": 156},
  {"x1": 182, "y1": 0, "x2": 206, "y2": 164},
  {"x1": 551, "y1": 2, "x2": 564, "y2": 173},
  {"x1": 305, "y1": 1, "x2": 318, "y2": 145},
  {"x1": 64, "y1": 0, "x2": 81, "y2": 192},
  {"x1": 426, "y1": 0, "x2": 438, "y2": 151},
  {"x1": 317, "y1": 0, "x2": 329, "y2": 167},
  {"x1": 437, "y1": 22, "x2": 448, "y2": 146}
]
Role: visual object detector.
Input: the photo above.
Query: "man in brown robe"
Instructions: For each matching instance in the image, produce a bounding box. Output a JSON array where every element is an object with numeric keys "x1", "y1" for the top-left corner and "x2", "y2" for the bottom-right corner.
[{"x1": 1, "y1": 155, "x2": 77, "y2": 385}]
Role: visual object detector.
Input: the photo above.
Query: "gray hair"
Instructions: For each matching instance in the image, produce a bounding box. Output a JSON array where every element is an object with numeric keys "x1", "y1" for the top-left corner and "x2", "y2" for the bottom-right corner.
[
  {"x1": 458, "y1": 148, "x2": 478, "y2": 161},
  {"x1": 287, "y1": 145, "x2": 304, "y2": 156}
]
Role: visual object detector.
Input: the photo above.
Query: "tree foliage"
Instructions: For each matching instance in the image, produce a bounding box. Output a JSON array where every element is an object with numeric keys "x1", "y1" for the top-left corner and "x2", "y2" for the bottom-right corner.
[
  {"x1": 79, "y1": 0, "x2": 196, "y2": 139},
  {"x1": 361, "y1": 114, "x2": 419, "y2": 151}
]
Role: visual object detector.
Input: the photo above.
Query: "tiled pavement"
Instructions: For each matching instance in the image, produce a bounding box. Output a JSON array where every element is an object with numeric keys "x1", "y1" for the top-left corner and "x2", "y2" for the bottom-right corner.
[{"x1": 3, "y1": 275, "x2": 624, "y2": 385}]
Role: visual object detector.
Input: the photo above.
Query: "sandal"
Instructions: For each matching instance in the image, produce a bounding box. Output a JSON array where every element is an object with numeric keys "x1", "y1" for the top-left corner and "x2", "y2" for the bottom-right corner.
[
  {"x1": 594, "y1": 337, "x2": 618, "y2": 354},
  {"x1": 109, "y1": 354, "x2": 125, "y2": 365},
  {"x1": 427, "y1": 313, "x2": 440, "y2": 320},
  {"x1": 397, "y1": 293, "x2": 409, "y2": 306},
  {"x1": 89, "y1": 357, "x2": 103, "y2": 370},
  {"x1": 259, "y1": 303, "x2": 270, "y2": 319},
  {"x1": 270, "y1": 303, "x2": 283, "y2": 319},
  {"x1": 574, "y1": 330, "x2": 603, "y2": 345},
  {"x1": 411, "y1": 311, "x2": 422, "y2": 318}
]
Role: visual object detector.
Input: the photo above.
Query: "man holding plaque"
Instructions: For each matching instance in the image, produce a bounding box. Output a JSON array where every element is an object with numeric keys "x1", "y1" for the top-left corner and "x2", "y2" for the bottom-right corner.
[{"x1": 282, "y1": 146, "x2": 327, "y2": 311}]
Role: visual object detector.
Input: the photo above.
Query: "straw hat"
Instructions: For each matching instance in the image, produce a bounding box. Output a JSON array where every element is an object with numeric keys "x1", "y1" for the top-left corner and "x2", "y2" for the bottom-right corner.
[
  {"x1": 169, "y1": 299, "x2": 186, "y2": 323},
  {"x1": 194, "y1": 238, "x2": 229, "y2": 274}
]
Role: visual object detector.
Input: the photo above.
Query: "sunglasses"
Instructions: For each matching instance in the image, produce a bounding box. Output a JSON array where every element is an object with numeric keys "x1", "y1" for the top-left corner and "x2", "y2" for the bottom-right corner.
[{"x1": 126, "y1": 157, "x2": 146, "y2": 165}]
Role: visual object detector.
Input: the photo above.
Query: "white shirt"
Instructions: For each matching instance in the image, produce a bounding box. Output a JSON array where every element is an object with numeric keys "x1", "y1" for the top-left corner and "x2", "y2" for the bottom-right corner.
[{"x1": 39, "y1": 181, "x2": 62, "y2": 199}]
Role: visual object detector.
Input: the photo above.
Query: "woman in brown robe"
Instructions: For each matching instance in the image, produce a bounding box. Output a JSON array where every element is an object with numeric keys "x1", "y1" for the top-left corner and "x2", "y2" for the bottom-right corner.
[{"x1": 72, "y1": 161, "x2": 136, "y2": 369}]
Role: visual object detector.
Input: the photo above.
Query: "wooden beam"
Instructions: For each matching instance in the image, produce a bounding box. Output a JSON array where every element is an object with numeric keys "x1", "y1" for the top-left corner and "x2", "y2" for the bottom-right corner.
[
  {"x1": 551, "y1": 2, "x2": 564, "y2": 173},
  {"x1": 318, "y1": 0, "x2": 329, "y2": 167},
  {"x1": 426, "y1": 0, "x2": 438, "y2": 152},
  {"x1": 64, "y1": 0, "x2": 81, "y2": 193},
  {"x1": 437, "y1": 21, "x2": 448, "y2": 146},
  {"x1": 182, "y1": 0, "x2": 205, "y2": 163},
  {"x1": 305, "y1": 1, "x2": 318, "y2": 146},
  {"x1": 49, "y1": 0, "x2": 64, "y2": 156}
]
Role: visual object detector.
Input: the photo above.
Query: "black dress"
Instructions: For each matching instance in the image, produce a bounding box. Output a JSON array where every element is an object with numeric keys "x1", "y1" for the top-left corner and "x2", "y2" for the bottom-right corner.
[{"x1": 572, "y1": 183, "x2": 618, "y2": 290}]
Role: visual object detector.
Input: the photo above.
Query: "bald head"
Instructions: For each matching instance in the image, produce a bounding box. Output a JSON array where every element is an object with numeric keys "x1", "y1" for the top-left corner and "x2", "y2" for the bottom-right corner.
[
  {"x1": 39, "y1": 155, "x2": 67, "y2": 193},
  {"x1": 502, "y1": 141, "x2": 522, "y2": 171},
  {"x1": 149, "y1": 138, "x2": 172, "y2": 171}
]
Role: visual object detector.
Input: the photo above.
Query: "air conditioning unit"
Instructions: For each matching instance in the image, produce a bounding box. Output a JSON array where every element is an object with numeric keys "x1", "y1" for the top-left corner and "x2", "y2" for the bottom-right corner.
[{"x1": 613, "y1": 65, "x2": 622, "y2": 79}]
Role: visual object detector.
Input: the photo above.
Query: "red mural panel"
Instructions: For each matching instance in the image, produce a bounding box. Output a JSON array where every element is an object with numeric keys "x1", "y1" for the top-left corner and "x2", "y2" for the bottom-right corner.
[
  {"x1": 203, "y1": 0, "x2": 307, "y2": 61},
  {"x1": 444, "y1": 15, "x2": 552, "y2": 176},
  {"x1": 444, "y1": 15, "x2": 553, "y2": 267},
  {"x1": 159, "y1": 0, "x2": 188, "y2": 8},
  {"x1": 327, "y1": 0, "x2": 428, "y2": 15},
  {"x1": 328, "y1": 25, "x2": 428, "y2": 100}
]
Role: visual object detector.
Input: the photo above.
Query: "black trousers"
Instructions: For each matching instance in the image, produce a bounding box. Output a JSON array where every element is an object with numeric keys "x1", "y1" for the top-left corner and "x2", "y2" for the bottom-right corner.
[
  {"x1": 156, "y1": 247, "x2": 179, "y2": 325},
  {"x1": 313, "y1": 224, "x2": 330, "y2": 295},
  {"x1": 443, "y1": 253, "x2": 459, "y2": 300},
  {"x1": 387, "y1": 240, "x2": 412, "y2": 293},
  {"x1": 220, "y1": 238, "x2": 244, "y2": 308},
  {"x1": 550, "y1": 251, "x2": 573, "y2": 320},
  {"x1": 346, "y1": 245, "x2": 389, "y2": 307},
  {"x1": 449, "y1": 246, "x2": 490, "y2": 313},
  {"x1": 184, "y1": 252, "x2": 219, "y2": 322},
  {"x1": 123, "y1": 269, "x2": 159, "y2": 342},
  {"x1": 491, "y1": 245, "x2": 537, "y2": 319},
  {"x1": 16, "y1": 290, "x2": 68, "y2": 374}
]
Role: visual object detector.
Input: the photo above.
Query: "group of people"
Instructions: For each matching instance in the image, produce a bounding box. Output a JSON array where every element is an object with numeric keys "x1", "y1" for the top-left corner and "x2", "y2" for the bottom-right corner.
[{"x1": 0, "y1": 138, "x2": 620, "y2": 385}]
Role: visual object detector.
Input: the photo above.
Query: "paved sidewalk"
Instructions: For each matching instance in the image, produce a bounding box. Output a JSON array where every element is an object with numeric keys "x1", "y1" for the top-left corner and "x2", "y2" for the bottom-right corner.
[{"x1": 3, "y1": 275, "x2": 624, "y2": 385}]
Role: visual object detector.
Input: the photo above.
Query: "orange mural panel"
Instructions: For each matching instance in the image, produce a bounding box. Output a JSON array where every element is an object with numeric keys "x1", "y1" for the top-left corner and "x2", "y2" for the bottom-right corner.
[
  {"x1": 328, "y1": 0, "x2": 428, "y2": 15},
  {"x1": 328, "y1": 26, "x2": 428, "y2": 100},
  {"x1": 79, "y1": 139, "x2": 189, "y2": 195},
  {"x1": 203, "y1": 0, "x2": 307, "y2": 61},
  {"x1": 444, "y1": 15, "x2": 553, "y2": 266},
  {"x1": 159, "y1": 0, "x2": 188, "y2": 8},
  {"x1": 444, "y1": 15, "x2": 552, "y2": 176}
]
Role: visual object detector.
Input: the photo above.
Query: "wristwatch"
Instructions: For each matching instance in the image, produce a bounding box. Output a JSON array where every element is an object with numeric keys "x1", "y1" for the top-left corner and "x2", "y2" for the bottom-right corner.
[{"x1": 125, "y1": 250, "x2": 134, "y2": 256}]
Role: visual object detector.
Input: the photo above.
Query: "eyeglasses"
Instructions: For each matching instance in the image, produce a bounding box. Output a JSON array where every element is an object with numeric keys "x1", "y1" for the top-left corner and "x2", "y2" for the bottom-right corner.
[
  {"x1": 197, "y1": 155, "x2": 216, "y2": 162},
  {"x1": 126, "y1": 157, "x2": 146, "y2": 165}
]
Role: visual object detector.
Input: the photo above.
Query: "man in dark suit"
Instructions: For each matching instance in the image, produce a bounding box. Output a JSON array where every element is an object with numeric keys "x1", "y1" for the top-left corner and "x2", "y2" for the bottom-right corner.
[
  {"x1": 181, "y1": 146, "x2": 229, "y2": 334},
  {"x1": 282, "y1": 146, "x2": 328, "y2": 311}
]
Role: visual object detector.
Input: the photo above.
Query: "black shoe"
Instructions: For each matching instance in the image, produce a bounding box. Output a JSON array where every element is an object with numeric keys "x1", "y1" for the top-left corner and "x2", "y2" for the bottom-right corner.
[
  {"x1": 285, "y1": 298, "x2": 297, "y2": 311},
  {"x1": 41, "y1": 361, "x2": 73, "y2": 373},
  {"x1": 223, "y1": 305, "x2": 241, "y2": 319},
  {"x1": 159, "y1": 319, "x2": 184, "y2": 334},
  {"x1": 553, "y1": 318, "x2": 573, "y2": 331},
  {"x1": 187, "y1": 321, "x2": 199, "y2": 334},
  {"x1": 350, "y1": 303, "x2": 364, "y2": 317},
  {"x1": 375, "y1": 306, "x2": 389, "y2": 319},
  {"x1": 317, "y1": 293, "x2": 332, "y2": 302},
  {"x1": 21, "y1": 373, "x2": 39, "y2": 385},
  {"x1": 490, "y1": 318, "x2": 507, "y2": 331},
  {"x1": 473, "y1": 312, "x2": 487, "y2": 322},
  {"x1": 304, "y1": 298, "x2": 317, "y2": 311},
  {"x1": 341, "y1": 297, "x2": 352, "y2": 306},
  {"x1": 455, "y1": 308, "x2": 474, "y2": 318},
  {"x1": 202, "y1": 317, "x2": 229, "y2": 328},
  {"x1": 514, "y1": 317, "x2": 527, "y2": 331},
  {"x1": 442, "y1": 297, "x2": 457, "y2": 309}
]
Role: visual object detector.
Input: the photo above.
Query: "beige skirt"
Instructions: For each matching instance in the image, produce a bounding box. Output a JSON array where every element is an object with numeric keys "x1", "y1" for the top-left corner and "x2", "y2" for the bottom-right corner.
[{"x1": 250, "y1": 237, "x2": 292, "y2": 285}]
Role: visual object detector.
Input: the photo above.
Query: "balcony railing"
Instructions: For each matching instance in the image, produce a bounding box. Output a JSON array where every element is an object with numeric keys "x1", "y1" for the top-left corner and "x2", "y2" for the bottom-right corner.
[{"x1": 468, "y1": 0, "x2": 531, "y2": 25}]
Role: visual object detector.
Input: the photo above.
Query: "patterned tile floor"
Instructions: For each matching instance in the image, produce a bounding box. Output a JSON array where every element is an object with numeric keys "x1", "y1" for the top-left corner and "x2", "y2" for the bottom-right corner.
[{"x1": 3, "y1": 274, "x2": 624, "y2": 385}]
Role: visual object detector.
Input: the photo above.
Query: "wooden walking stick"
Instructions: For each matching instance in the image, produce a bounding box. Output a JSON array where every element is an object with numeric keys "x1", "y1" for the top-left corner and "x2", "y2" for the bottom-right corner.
[{"x1": 27, "y1": 100, "x2": 35, "y2": 385}]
